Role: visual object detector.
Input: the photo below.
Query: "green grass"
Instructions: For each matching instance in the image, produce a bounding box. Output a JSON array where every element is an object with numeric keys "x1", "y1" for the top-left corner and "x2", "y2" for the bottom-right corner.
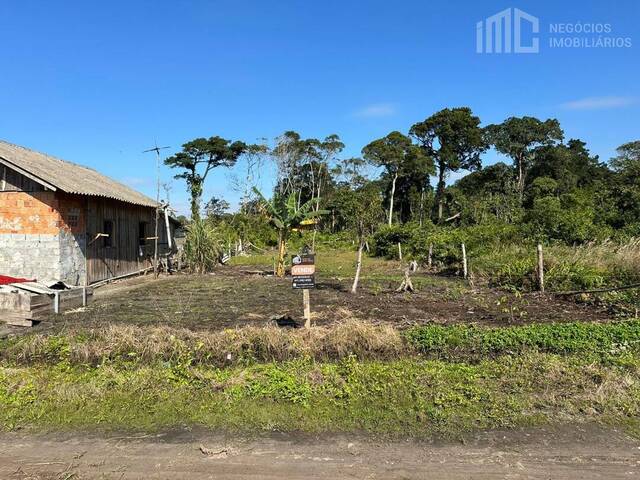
[
  {"x1": 2, "y1": 354, "x2": 639, "y2": 436},
  {"x1": 406, "y1": 320, "x2": 640, "y2": 360},
  {"x1": 231, "y1": 248, "x2": 405, "y2": 278},
  {"x1": 2, "y1": 320, "x2": 640, "y2": 436}
]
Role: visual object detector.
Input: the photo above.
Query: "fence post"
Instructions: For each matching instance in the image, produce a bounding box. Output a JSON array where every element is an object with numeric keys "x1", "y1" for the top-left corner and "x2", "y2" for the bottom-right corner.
[
  {"x1": 397, "y1": 242, "x2": 402, "y2": 261},
  {"x1": 428, "y1": 243, "x2": 433, "y2": 269},
  {"x1": 537, "y1": 244, "x2": 545, "y2": 292},
  {"x1": 461, "y1": 243, "x2": 468, "y2": 279}
]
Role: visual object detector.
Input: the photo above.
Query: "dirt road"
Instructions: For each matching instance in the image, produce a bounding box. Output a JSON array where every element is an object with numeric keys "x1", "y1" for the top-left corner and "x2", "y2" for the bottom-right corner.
[{"x1": 2, "y1": 425, "x2": 639, "y2": 479}]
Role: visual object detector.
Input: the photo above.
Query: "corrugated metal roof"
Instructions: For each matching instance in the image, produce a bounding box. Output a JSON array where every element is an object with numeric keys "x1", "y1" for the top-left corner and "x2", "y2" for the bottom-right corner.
[{"x1": 0, "y1": 140, "x2": 158, "y2": 207}]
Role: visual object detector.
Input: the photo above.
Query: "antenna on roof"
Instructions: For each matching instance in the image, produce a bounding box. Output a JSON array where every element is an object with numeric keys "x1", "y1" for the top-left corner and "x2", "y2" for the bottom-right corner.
[{"x1": 143, "y1": 143, "x2": 171, "y2": 278}]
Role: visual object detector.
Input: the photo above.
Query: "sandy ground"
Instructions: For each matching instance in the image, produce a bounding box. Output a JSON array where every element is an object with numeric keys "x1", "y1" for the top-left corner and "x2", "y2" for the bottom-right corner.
[{"x1": 2, "y1": 425, "x2": 639, "y2": 479}]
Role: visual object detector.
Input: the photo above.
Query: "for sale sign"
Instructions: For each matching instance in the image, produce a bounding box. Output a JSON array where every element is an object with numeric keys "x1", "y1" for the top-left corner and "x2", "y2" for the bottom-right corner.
[{"x1": 292, "y1": 253, "x2": 315, "y2": 289}]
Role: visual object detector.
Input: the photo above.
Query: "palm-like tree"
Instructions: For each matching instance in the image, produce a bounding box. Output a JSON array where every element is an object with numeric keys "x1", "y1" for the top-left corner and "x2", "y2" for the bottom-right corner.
[{"x1": 253, "y1": 188, "x2": 327, "y2": 277}]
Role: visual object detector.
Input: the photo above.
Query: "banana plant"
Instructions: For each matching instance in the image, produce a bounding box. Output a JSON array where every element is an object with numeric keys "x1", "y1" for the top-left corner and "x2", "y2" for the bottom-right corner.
[{"x1": 253, "y1": 188, "x2": 328, "y2": 277}]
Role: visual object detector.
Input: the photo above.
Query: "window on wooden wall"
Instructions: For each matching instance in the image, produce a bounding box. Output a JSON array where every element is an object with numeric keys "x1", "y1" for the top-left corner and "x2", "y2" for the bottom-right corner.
[
  {"x1": 65, "y1": 208, "x2": 80, "y2": 228},
  {"x1": 103, "y1": 220, "x2": 114, "y2": 248},
  {"x1": 138, "y1": 222, "x2": 148, "y2": 246}
]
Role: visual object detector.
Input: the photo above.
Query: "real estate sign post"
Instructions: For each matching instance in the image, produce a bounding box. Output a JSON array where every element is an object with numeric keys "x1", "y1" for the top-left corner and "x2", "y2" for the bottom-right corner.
[{"x1": 292, "y1": 253, "x2": 315, "y2": 328}]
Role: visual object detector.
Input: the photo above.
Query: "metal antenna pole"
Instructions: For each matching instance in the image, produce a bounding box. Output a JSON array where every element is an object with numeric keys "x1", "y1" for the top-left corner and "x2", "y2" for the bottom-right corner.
[{"x1": 143, "y1": 143, "x2": 171, "y2": 278}]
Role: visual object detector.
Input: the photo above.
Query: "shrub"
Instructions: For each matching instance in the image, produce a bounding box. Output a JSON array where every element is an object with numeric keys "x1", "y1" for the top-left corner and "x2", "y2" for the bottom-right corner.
[
  {"x1": 524, "y1": 194, "x2": 607, "y2": 244},
  {"x1": 184, "y1": 219, "x2": 222, "y2": 273}
]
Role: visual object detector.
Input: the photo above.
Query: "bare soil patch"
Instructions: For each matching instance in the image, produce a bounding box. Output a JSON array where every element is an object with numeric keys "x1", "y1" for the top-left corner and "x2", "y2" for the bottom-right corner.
[{"x1": 31, "y1": 264, "x2": 615, "y2": 334}]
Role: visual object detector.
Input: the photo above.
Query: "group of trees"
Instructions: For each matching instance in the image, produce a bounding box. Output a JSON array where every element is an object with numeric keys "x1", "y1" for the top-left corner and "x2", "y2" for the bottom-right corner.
[{"x1": 164, "y1": 108, "x2": 640, "y2": 278}]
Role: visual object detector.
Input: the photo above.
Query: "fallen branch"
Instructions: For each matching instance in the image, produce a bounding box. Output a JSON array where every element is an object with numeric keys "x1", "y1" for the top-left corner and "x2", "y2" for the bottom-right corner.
[{"x1": 445, "y1": 212, "x2": 461, "y2": 222}]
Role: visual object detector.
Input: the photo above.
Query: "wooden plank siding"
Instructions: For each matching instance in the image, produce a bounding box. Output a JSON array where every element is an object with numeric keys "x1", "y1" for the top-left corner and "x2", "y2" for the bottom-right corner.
[
  {"x1": 86, "y1": 198, "x2": 158, "y2": 284},
  {"x1": 1, "y1": 164, "x2": 46, "y2": 192}
]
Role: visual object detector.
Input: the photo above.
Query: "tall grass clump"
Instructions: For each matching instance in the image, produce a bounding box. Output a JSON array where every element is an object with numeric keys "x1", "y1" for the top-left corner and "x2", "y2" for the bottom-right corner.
[
  {"x1": 0, "y1": 320, "x2": 406, "y2": 367},
  {"x1": 184, "y1": 219, "x2": 222, "y2": 273}
]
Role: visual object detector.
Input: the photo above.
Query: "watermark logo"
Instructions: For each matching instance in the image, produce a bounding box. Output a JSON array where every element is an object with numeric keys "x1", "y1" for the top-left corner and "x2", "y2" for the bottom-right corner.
[
  {"x1": 476, "y1": 8, "x2": 539, "y2": 54},
  {"x1": 476, "y1": 7, "x2": 632, "y2": 54}
]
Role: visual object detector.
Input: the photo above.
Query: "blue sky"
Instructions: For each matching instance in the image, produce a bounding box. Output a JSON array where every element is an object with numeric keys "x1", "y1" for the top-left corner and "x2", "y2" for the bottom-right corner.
[{"x1": 0, "y1": 0, "x2": 638, "y2": 215}]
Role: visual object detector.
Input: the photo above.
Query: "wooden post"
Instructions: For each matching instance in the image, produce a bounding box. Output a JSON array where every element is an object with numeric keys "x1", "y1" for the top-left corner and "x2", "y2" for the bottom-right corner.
[
  {"x1": 537, "y1": 244, "x2": 545, "y2": 292},
  {"x1": 153, "y1": 205, "x2": 160, "y2": 278},
  {"x1": 461, "y1": 243, "x2": 468, "y2": 279},
  {"x1": 303, "y1": 289, "x2": 311, "y2": 328},
  {"x1": 82, "y1": 287, "x2": 87, "y2": 307},
  {"x1": 54, "y1": 292, "x2": 60, "y2": 314},
  {"x1": 427, "y1": 243, "x2": 433, "y2": 269},
  {"x1": 398, "y1": 242, "x2": 402, "y2": 261}
]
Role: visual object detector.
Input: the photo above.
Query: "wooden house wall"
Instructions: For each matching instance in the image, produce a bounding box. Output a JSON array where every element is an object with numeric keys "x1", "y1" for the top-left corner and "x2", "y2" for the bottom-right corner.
[
  {"x1": 85, "y1": 198, "x2": 170, "y2": 284},
  {"x1": 1, "y1": 164, "x2": 46, "y2": 192},
  {"x1": 87, "y1": 198, "x2": 149, "y2": 283}
]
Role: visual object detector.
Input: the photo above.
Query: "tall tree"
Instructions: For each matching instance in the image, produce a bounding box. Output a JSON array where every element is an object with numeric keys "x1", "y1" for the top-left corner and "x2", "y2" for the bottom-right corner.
[
  {"x1": 204, "y1": 196, "x2": 230, "y2": 219},
  {"x1": 165, "y1": 136, "x2": 247, "y2": 221},
  {"x1": 609, "y1": 141, "x2": 640, "y2": 227},
  {"x1": 229, "y1": 141, "x2": 269, "y2": 214},
  {"x1": 338, "y1": 184, "x2": 383, "y2": 293},
  {"x1": 610, "y1": 140, "x2": 640, "y2": 179},
  {"x1": 333, "y1": 157, "x2": 368, "y2": 188},
  {"x1": 486, "y1": 116, "x2": 563, "y2": 201},
  {"x1": 362, "y1": 131, "x2": 429, "y2": 225},
  {"x1": 528, "y1": 139, "x2": 609, "y2": 196},
  {"x1": 307, "y1": 134, "x2": 344, "y2": 206},
  {"x1": 271, "y1": 131, "x2": 319, "y2": 203},
  {"x1": 410, "y1": 107, "x2": 488, "y2": 222}
]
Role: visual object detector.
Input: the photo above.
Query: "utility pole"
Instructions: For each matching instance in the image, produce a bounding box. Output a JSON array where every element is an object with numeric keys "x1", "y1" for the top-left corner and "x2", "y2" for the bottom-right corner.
[{"x1": 143, "y1": 143, "x2": 170, "y2": 278}]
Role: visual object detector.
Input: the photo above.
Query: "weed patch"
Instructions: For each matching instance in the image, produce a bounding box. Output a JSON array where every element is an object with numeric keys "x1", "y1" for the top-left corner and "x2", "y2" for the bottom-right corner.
[{"x1": 1, "y1": 354, "x2": 639, "y2": 435}]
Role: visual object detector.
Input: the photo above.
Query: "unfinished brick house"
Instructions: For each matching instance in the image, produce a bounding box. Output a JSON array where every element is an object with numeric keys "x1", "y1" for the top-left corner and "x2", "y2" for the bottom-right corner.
[{"x1": 0, "y1": 141, "x2": 174, "y2": 286}]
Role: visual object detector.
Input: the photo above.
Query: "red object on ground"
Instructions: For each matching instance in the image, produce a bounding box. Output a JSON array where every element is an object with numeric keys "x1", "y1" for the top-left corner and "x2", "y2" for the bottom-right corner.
[{"x1": 0, "y1": 275, "x2": 36, "y2": 285}]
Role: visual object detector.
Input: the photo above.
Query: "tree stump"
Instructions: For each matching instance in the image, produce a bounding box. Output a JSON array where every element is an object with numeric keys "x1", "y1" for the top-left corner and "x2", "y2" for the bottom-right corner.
[{"x1": 396, "y1": 264, "x2": 415, "y2": 293}]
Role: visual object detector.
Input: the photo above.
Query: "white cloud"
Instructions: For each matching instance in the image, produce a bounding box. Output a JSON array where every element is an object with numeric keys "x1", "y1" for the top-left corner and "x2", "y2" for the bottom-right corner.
[
  {"x1": 560, "y1": 96, "x2": 637, "y2": 110},
  {"x1": 352, "y1": 103, "x2": 397, "y2": 118}
]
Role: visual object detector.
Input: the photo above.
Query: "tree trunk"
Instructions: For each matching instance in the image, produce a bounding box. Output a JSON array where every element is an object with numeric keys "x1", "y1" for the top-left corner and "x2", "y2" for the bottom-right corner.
[
  {"x1": 276, "y1": 232, "x2": 287, "y2": 277},
  {"x1": 388, "y1": 172, "x2": 398, "y2": 225},
  {"x1": 190, "y1": 194, "x2": 201, "y2": 222},
  {"x1": 435, "y1": 163, "x2": 446, "y2": 223},
  {"x1": 351, "y1": 240, "x2": 365, "y2": 293},
  {"x1": 419, "y1": 188, "x2": 425, "y2": 227},
  {"x1": 517, "y1": 157, "x2": 525, "y2": 202}
]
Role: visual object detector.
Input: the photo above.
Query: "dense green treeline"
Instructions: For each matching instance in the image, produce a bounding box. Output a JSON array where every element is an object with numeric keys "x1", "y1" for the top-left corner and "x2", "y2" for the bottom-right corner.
[{"x1": 163, "y1": 108, "x2": 640, "y2": 294}]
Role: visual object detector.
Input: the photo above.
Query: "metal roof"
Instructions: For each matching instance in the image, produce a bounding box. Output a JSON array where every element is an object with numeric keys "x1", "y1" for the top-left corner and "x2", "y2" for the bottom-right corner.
[{"x1": 0, "y1": 140, "x2": 158, "y2": 208}]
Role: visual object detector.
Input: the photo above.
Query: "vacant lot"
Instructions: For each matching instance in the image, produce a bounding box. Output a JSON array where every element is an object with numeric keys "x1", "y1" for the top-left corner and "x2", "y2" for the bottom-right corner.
[
  {"x1": 33, "y1": 251, "x2": 616, "y2": 334},
  {"x1": 2, "y1": 250, "x2": 639, "y2": 458}
]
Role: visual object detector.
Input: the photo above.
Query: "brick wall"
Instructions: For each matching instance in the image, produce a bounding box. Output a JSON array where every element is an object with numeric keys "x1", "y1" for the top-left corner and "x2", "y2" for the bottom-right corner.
[
  {"x1": 0, "y1": 191, "x2": 87, "y2": 285},
  {"x1": 0, "y1": 191, "x2": 59, "y2": 234}
]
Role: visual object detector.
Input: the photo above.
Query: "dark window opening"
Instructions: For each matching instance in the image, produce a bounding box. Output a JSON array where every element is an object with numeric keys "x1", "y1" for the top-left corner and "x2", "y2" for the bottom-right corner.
[
  {"x1": 103, "y1": 220, "x2": 114, "y2": 248},
  {"x1": 139, "y1": 222, "x2": 148, "y2": 246},
  {"x1": 65, "y1": 208, "x2": 80, "y2": 228}
]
